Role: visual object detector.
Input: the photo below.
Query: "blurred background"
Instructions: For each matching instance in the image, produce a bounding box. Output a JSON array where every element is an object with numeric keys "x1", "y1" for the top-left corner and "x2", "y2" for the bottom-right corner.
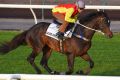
[{"x1": 0, "y1": 0, "x2": 120, "y2": 31}]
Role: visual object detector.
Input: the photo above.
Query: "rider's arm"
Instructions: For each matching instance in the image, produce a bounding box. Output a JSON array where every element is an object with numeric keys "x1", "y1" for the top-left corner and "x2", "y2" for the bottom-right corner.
[
  {"x1": 73, "y1": 14, "x2": 78, "y2": 21},
  {"x1": 65, "y1": 8, "x2": 77, "y2": 23}
]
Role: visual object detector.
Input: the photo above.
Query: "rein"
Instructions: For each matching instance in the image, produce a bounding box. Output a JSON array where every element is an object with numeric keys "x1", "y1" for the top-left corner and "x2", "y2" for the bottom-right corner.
[
  {"x1": 77, "y1": 22, "x2": 104, "y2": 35},
  {"x1": 73, "y1": 21, "x2": 105, "y2": 41}
]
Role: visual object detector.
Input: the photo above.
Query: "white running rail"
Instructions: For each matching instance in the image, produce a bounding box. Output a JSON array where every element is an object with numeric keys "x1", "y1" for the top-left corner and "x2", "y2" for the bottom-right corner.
[
  {"x1": 0, "y1": 4, "x2": 120, "y2": 24},
  {"x1": 0, "y1": 4, "x2": 120, "y2": 10},
  {"x1": 0, "y1": 74, "x2": 120, "y2": 80}
]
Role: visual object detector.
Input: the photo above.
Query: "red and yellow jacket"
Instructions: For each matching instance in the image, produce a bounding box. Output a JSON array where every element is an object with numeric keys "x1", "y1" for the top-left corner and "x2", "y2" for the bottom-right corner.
[{"x1": 52, "y1": 4, "x2": 79, "y2": 23}]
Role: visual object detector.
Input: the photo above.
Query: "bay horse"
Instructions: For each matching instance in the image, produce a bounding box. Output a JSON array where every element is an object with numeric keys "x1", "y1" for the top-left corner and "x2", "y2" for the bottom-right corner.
[{"x1": 0, "y1": 11, "x2": 113, "y2": 75}]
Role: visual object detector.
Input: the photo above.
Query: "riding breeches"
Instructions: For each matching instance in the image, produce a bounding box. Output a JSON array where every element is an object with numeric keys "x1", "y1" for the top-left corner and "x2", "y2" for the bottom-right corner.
[{"x1": 52, "y1": 13, "x2": 69, "y2": 32}]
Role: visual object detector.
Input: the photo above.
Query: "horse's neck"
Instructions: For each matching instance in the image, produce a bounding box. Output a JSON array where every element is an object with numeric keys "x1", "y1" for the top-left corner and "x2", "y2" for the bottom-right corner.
[{"x1": 82, "y1": 19, "x2": 98, "y2": 40}]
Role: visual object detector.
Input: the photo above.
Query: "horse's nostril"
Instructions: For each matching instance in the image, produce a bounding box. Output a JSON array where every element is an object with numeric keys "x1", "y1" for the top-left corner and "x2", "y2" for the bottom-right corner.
[
  {"x1": 110, "y1": 34, "x2": 113, "y2": 38},
  {"x1": 108, "y1": 32, "x2": 113, "y2": 38}
]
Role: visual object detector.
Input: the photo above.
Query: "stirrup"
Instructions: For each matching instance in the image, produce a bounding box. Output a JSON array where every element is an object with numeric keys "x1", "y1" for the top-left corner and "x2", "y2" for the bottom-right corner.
[{"x1": 56, "y1": 32, "x2": 64, "y2": 40}]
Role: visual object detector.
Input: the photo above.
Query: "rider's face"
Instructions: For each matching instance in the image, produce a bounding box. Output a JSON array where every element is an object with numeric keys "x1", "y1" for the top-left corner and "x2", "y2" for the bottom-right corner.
[{"x1": 78, "y1": 8, "x2": 84, "y2": 13}]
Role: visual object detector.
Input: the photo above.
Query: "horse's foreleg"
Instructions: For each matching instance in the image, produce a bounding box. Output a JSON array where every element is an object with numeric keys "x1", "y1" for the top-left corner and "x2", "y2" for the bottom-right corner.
[
  {"x1": 27, "y1": 51, "x2": 41, "y2": 74},
  {"x1": 65, "y1": 53, "x2": 75, "y2": 75},
  {"x1": 76, "y1": 53, "x2": 94, "y2": 75}
]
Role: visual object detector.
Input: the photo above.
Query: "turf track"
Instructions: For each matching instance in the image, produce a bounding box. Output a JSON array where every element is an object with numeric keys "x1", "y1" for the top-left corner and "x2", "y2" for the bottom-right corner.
[{"x1": 0, "y1": 31, "x2": 120, "y2": 76}]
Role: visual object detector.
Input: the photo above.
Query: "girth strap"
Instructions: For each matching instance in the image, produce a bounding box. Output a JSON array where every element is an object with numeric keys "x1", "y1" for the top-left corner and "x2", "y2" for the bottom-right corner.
[{"x1": 59, "y1": 39, "x2": 64, "y2": 53}]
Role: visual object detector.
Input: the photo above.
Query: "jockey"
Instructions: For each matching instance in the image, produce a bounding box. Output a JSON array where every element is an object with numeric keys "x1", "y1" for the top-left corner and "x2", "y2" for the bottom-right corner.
[{"x1": 52, "y1": 0, "x2": 85, "y2": 40}]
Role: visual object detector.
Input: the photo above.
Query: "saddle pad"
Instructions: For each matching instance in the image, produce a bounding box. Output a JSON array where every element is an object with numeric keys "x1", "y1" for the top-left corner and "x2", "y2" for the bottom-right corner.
[{"x1": 45, "y1": 23, "x2": 73, "y2": 40}]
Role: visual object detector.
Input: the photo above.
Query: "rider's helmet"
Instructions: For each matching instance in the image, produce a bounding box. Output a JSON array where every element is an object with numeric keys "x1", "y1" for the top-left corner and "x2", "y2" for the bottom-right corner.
[{"x1": 75, "y1": 0, "x2": 85, "y2": 9}]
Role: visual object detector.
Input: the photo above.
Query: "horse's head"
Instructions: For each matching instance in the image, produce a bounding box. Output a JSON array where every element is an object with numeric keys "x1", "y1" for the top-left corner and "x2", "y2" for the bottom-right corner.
[
  {"x1": 95, "y1": 11, "x2": 113, "y2": 38},
  {"x1": 78, "y1": 11, "x2": 113, "y2": 39}
]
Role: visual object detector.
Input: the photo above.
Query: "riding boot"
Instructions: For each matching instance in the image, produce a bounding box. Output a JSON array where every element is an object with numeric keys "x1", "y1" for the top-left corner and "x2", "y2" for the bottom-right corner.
[
  {"x1": 57, "y1": 21, "x2": 68, "y2": 40},
  {"x1": 56, "y1": 31, "x2": 64, "y2": 40}
]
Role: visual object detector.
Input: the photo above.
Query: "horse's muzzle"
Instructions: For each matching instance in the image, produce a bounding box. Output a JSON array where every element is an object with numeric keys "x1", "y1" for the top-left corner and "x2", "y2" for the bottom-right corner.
[{"x1": 106, "y1": 31, "x2": 113, "y2": 38}]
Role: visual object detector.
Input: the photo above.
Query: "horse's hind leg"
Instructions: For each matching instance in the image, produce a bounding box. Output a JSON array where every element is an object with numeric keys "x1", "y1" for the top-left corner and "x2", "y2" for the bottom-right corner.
[
  {"x1": 76, "y1": 53, "x2": 94, "y2": 75},
  {"x1": 27, "y1": 50, "x2": 41, "y2": 74},
  {"x1": 40, "y1": 45, "x2": 59, "y2": 74}
]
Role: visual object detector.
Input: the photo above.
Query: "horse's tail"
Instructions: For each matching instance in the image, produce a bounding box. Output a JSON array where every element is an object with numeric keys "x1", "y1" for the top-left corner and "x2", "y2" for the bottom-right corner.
[{"x1": 0, "y1": 31, "x2": 27, "y2": 55}]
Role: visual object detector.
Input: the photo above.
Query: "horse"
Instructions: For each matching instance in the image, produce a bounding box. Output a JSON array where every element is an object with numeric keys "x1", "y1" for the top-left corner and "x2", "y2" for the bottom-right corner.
[{"x1": 0, "y1": 11, "x2": 113, "y2": 75}]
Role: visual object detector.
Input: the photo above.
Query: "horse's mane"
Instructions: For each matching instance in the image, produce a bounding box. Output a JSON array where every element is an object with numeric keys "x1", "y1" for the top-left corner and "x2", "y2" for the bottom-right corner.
[{"x1": 79, "y1": 11, "x2": 108, "y2": 24}]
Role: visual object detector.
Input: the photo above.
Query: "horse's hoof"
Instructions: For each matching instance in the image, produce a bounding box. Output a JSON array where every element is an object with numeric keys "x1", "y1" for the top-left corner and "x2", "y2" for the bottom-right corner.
[
  {"x1": 50, "y1": 71, "x2": 60, "y2": 75},
  {"x1": 76, "y1": 70, "x2": 84, "y2": 75}
]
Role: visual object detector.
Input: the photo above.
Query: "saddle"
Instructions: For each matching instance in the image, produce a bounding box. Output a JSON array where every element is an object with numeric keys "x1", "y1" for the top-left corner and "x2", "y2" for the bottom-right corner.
[{"x1": 45, "y1": 20, "x2": 76, "y2": 40}]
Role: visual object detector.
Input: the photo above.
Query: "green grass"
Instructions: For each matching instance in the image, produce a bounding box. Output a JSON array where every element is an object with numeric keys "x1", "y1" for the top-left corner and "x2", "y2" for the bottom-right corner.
[{"x1": 0, "y1": 31, "x2": 120, "y2": 76}]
